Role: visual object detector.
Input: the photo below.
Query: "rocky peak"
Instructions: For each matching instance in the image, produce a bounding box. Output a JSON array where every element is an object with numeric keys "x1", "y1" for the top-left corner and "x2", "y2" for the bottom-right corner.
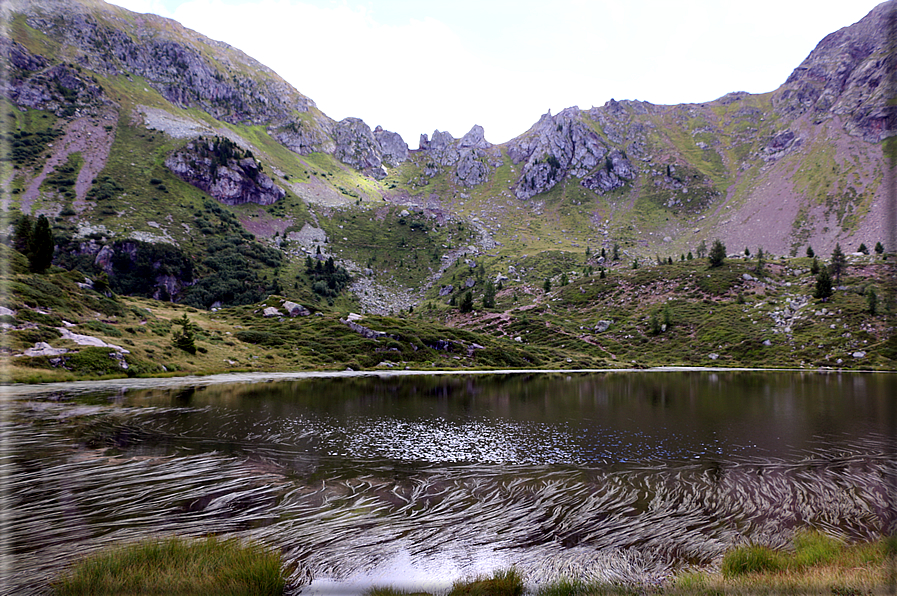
[
  {"x1": 460, "y1": 124, "x2": 490, "y2": 149},
  {"x1": 415, "y1": 125, "x2": 498, "y2": 187},
  {"x1": 373, "y1": 125, "x2": 409, "y2": 167},
  {"x1": 509, "y1": 107, "x2": 625, "y2": 200},
  {"x1": 773, "y1": 0, "x2": 896, "y2": 141},
  {"x1": 332, "y1": 119, "x2": 408, "y2": 178}
]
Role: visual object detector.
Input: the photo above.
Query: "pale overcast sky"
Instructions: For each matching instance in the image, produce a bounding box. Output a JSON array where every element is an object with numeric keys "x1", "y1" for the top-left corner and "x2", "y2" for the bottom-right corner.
[{"x1": 110, "y1": 0, "x2": 885, "y2": 146}]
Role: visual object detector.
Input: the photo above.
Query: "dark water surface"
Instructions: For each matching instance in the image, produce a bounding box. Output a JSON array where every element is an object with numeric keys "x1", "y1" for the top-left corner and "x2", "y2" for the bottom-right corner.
[{"x1": 4, "y1": 370, "x2": 896, "y2": 594}]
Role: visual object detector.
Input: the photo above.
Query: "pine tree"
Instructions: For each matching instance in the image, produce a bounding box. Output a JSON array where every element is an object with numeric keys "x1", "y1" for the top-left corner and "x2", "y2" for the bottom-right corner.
[
  {"x1": 755, "y1": 247, "x2": 765, "y2": 275},
  {"x1": 806, "y1": 246, "x2": 815, "y2": 258},
  {"x1": 482, "y1": 280, "x2": 496, "y2": 309},
  {"x1": 13, "y1": 214, "x2": 32, "y2": 257},
  {"x1": 459, "y1": 290, "x2": 474, "y2": 313},
  {"x1": 171, "y1": 314, "x2": 197, "y2": 354},
  {"x1": 543, "y1": 278, "x2": 552, "y2": 293},
  {"x1": 874, "y1": 241, "x2": 884, "y2": 255},
  {"x1": 858, "y1": 243, "x2": 869, "y2": 255},
  {"x1": 830, "y1": 243, "x2": 846, "y2": 284},
  {"x1": 612, "y1": 244, "x2": 619, "y2": 261},
  {"x1": 867, "y1": 288, "x2": 877, "y2": 316},
  {"x1": 696, "y1": 240, "x2": 708, "y2": 259},
  {"x1": 810, "y1": 256, "x2": 820, "y2": 274},
  {"x1": 814, "y1": 267, "x2": 833, "y2": 301},
  {"x1": 708, "y1": 239, "x2": 726, "y2": 268},
  {"x1": 29, "y1": 214, "x2": 54, "y2": 273}
]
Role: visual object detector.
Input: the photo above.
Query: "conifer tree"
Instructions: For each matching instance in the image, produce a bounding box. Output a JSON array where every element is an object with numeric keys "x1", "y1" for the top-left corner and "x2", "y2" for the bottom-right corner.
[
  {"x1": 29, "y1": 215, "x2": 54, "y2": 273},
  {"x1": 830, "y1": 243, "x2": 846, "y2": 284},
  {"x1": 708, "y1": 239, "x2": 726, "y2": 268},
  {"x1": 482, "y1": 280, "x2": 496, "y2": 309},
  {"x1": 814, "y1": 266, "x2": 833, "y2": 301},
  {"x1": 460, "y1": 290, "x2": 474, "y2": 313}
]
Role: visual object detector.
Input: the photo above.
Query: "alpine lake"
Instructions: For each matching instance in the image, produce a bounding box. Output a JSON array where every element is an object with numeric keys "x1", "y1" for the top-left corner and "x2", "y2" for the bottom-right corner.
[{"x1": 5, "y1": 369, "x2": 896, "y2": 594}]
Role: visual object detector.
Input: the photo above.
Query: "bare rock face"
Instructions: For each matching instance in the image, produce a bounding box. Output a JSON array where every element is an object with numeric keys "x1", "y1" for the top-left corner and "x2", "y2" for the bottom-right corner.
[
  {"x1": 329, "y1": 121, "x2": 407, "y2": 176},
  {"x1": 165, "y1": 137, "x2": 285, "y2": 206},
  {"x1": 1, "y1": 39, "x2": 107, "y2": 117},
  {"x1": 18, "y1": 0, "x2": 314, "y2": 127},
  {"x1": 373, "y1": 125, "x2": 408, "y2": 167},
  {"x1": 268, "y1": 120, "x2": 335, "y2": 155},
  {"x1": 773, "y1": 1, "x2": 896, "y2": 141},
  {"x1": 415, "y1": 125, "x2": 496, "y2": 187},
  {"x1": 509, "y1": 108, "x2": 611, "y2": 200}
]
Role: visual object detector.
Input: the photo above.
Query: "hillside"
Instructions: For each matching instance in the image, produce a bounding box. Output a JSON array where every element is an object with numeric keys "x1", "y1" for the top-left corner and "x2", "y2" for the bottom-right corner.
[{"x1": 1, "y1": 0, "x2": 895, "y2": 376}]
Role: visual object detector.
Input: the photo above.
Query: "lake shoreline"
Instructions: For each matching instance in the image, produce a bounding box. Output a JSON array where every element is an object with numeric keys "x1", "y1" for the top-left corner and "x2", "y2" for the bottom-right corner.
[{"x1": 5, "y1": 365, "x2": 896, "y2": 398}]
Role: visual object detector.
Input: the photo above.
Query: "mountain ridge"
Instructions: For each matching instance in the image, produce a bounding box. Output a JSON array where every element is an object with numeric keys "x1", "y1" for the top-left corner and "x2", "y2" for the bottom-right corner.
[{"x1": 1, "y1": 0, "x2": 895, "y2": 314}]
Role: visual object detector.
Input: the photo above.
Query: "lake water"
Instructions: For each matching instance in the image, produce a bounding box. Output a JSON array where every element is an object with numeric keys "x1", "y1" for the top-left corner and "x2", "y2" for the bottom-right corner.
[{"x1": 4, "y1": 370, "x2": 896, "y2": 594}]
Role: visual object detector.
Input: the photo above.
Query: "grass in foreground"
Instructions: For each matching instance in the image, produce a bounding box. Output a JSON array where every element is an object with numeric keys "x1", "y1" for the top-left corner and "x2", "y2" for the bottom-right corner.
[
  {"x1": 367, "y1": 534, "x2": 895, "y2": 596},
  {"x1": 51, "y1": 536, "x2": 285, "y2": 596},
  {"x1": 366, "y1": 568, "x2": 524, "y2": 596}
]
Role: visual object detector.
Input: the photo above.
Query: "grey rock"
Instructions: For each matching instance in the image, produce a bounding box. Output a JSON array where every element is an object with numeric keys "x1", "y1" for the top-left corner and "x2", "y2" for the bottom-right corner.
[
  {"x1": 852, "y1": 351, "x2": 866, "y2": 358},
  {"x1": 282, "y1": 301, "x2": 310, "y2": 317},
  {"x1": 94, "y1": 245, "x2": 115, "y2": 275},
  {"x1": 708, "y1": 353, "x2": 720, "y2": 360},
  {"x1": 465, "y1": 277, "x2": 476, "y2": 288},
  {"x1": 373, "y1": 125, "x2": 408, "y2": 167},
  {"x1": 594, "y1": 320, "x2": 612, "y2": 333},
  {"x1": 166, "y1": 138, "x2": 285, "y2": 206},
  {"x1": 333, "y1": 117, "x2": 387, "y2": 179},
  {"x1": 22, "y1": 342, "x2": 68, "y2": 357},
  {"x1": 439, "y1": 285, "x2": 454, "y2": 296},
  {"x1": 342, "y1": 318, "x2": 387, "y2": 339},
  {"x1": 263, "y1": 307, "x2": 281, "y2": 317}
]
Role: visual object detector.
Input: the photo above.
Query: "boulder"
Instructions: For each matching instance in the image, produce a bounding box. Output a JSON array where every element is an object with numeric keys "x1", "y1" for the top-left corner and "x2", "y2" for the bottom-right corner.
[
  {"x1": 21, "y1": 342, "x2": 68, "y2": 357},
  {"x1": 594, "y1": 320, "x2": 612, "y2": 333},
  {"x1": 282, "y1": 301, "x2": 310, "y2": 317}
]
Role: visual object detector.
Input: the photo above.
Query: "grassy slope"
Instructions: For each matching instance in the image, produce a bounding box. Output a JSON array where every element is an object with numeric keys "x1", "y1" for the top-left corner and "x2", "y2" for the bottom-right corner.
[{"x1": 4, "y1": 243, "x2": 894, "y2": 382}]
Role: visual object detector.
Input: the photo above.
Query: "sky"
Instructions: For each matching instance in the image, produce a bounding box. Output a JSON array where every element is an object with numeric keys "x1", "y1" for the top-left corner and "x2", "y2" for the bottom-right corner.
[{"x1": 109, "y1": 0, "x2": 885, "y2": 147}]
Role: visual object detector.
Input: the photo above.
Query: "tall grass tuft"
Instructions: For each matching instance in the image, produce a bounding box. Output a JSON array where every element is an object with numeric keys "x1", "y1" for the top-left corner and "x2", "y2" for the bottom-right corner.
[
  {"x1": 792, "y1": 530, "x2": 843, "y2": 569},
  {"x1": 447, "y1": 567, "x2": 524, "y2": 596},
  {"x1": 720, "y1": 544, "x2": 783, "y2": 577},
  {"x1": 52, "y1": 536, "x2": 285, "y2": 595}
]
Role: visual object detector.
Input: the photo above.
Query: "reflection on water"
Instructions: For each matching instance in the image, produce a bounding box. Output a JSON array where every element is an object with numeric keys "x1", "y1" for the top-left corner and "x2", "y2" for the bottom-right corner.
[{"x1": 4, "y1": 371, "x2": 897, "y2": 594}]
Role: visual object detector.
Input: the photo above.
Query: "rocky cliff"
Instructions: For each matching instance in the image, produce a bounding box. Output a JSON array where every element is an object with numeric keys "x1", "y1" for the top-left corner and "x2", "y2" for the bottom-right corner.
[{"x1": 165, "y1": 137, "x2": 285, "y2": 206}]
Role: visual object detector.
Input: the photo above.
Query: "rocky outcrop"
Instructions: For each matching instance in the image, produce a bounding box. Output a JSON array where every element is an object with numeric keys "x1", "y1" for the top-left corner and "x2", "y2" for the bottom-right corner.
[
  {"x1": 373, "y1": 126, "x2": 408, "y2": 167},
  {"x1": 510, "y1": 108, "x2": 614, "y2": 199},
  {"x1": 268, "y1": 119, "x2": 335, "y2": 155},
  {"x1": 15, "y1": 0, "x2": 315, "y2": 127},
  {"x1": 330, "y1": 119, "x2": 409, "y2": 178},
  {"x1": 772, "y1": 0, "x2": 896, "y2": 141},
  {"x1": 333, "y1": 118, "x2": 388, "y2": 179},
  {"x1": 416, "y1": 125, "x2": 498, "y2": 187},
  {"x1": 165, "y1": 137, "x2": 285, "y2": 206},
  {"x1": 1, "y1": 40, "x2": 107, "y2": 117}
]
